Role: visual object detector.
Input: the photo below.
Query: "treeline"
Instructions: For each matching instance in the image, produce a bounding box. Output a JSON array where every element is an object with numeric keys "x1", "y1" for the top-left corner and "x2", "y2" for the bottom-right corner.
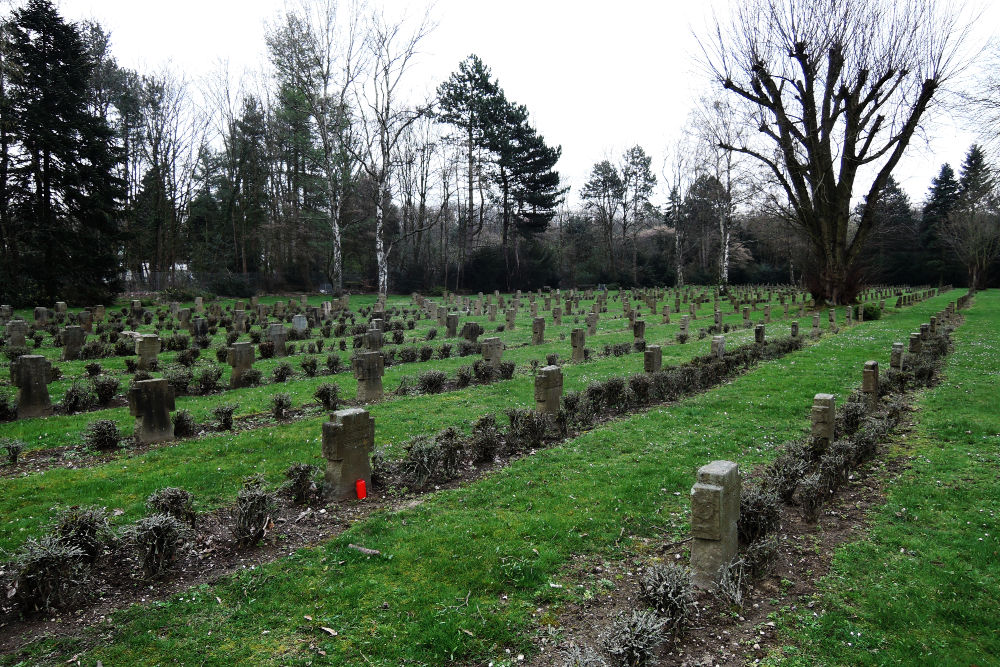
[{"x1": 0, "y1": 1, "x2": 995, "y2": 307}]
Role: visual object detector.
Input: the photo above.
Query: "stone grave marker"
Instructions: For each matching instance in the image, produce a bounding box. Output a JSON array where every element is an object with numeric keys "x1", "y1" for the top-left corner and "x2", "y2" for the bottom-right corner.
[
  {"x1": 811, "y1": 393, "x2": 836, "y2": 451},
  {"x1": 644, "y1": 344, "x2": 662, "y2": 373},
  {"x1": 128, "y1": 378, "x2": 176, "y2": 444},
  {"x1": 269, "y1": 324, "x2": 288, "y2": 357},
  {"x1": 11, "y1": 355, "x2": 53, "y2": 418},
  {"x1": 534, "y1": 365, "x2": 562, "y2": 414},
  {"x1": 571, "y1": 328, "x2": 586, "y2": 363},
  {"x1": 690, "y1": 460, "x2": 740, "y2": 590},
  {"x1": 322, "y1": 408, "x2": 375, "y2": 500},
  {"x1": 532, "y1": 317, "x2": 545, "y2": 345},
  {"x1": 135, "y1": 334, "x2": 161, "y2": 371},
  {"x1": 481, "y1": 337, "x2": 503, "y2": 367},
  {"x1": 227, "y1": 342, "x2": 255, "y2": 388},
  {"x1": 352, "y1": 352, "x2": 384, "y2": 403},
  {"x1": 62, "y1": 325, "x2": 85, "y2": 361}
]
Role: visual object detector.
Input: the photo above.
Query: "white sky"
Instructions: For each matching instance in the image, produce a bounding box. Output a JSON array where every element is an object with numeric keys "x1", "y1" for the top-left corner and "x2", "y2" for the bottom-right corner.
[{"x1": 54, "y1": 0, "x2": 995, "y2": 207}]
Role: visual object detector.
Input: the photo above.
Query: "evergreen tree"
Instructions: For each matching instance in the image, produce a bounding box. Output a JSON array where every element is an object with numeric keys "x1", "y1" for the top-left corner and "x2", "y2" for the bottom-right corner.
[
  {"x1": 0, "y1": 0, "x2": 123, "y2": 304},
  {"x1": 921, "y1": 163, "x2": 962, "y2": 284}
]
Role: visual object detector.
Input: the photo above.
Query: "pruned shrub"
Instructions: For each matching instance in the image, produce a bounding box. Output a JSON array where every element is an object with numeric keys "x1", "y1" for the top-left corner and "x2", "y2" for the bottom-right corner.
[
  {"x1": 87, "y1": 375, "x2": 119, "y2": 407},
  {"x1": 146, "y1": 487, "x2": 197, "y2": 528},
  {"x1": 176, "y1": 348, "x2": 200, "y2": 367},
  {"x1": 4, "y1": 344, "x2": 30, "y2": 361},
  {"x1": 458, "y1": 340, "x2": 478, "y2": 357},
  {"x1": 79, "y1": 340, "x2": 112, "y2": 360},
  {"x1": 504, "y1": 408, "x2": 552, "y2": 453},
  {"x1": 418, "y1": 370, "x2": 447, "y2": 394},
  {"x1": 426, "y1": 327, "x2": 438, "y2": 341},
  {"x1": 241, "y1": 368, "x2": 263, "y2": 386},
  {"x1": 83, "y1": 419, "x2": 122, "y2": 450},
  {"x1": 546, "y1": 353, "x2": 560, "y2": 366},
  {"x1": 163, "y1": 367, "x2": 193, "y2": 395},
  {"x1": 4, "y1": 437, "x2": 25, "y2": 464},
  {"x1": 469, "y1": 413, "x2": 501, "y2": 464},
  {"x1": 438, "y1": 343, "x2": 452, "y2": 359},
  {"x1": 742, "y1": 533, "x2": 779, "y2": 581},
  {"x1": 271, "y1": 392, "x2": 292, "y2": 420},
  {"x1": 127, "y1": 514, "x2": 191, "y2": 580},
  {"x1": 300, "y1": 356, "x2": 319, "y2": 377},
  {"x1": 799, "y1": 473, "x2": 824, "y2": 522},
  {"x1": 455, "y1": 365, "x2": 473, "y2": 388},
  {"x1": 8, "y1": 536, "x2": 90, "y2": 613},
  {"x1": 314, "y1": 383, "x2": 340, "y2": 410},
  {"x1": 62, "y1": 381, "x2": 97, "y2": 413},
  {"x1": 639, "y1": 563, "x2": 694, "y2": 636},
  {"x1": 400, "y1": 430, "x2": 464, "y2": 489},
  {"x1": 326, "y1": 353, "x2": 344, "y2": 374},
  {"x1": 559, "y1": 645, "x2": 607, "y2": 667},
  {"x1": 738, "y1": 481, "x2": 780, "y2": 544},
  {"x1": 399, "y1": 346, "x2": 418, "y2": 363},
  {"x1": 284, "y1": 463, "x2": 319, "y2": 504},
  {"x1": 472, "y1": 359, "x2": 495, "y2": 384},
  {"x1": 173, "y1": 409, "x2": 197, "y2": 437},
  {"x1": 258, "y1": 341, "x2": 275, "y2": 359},
  {"x1": 209, "y1": 403, "x2": 237, "y2": 431},
  {"x1": 676, "y1": 332, "x2": 689, "y2": 344},
  {"x1": 195, "y1": 364, "x2": 223, "y2": 394},
  {"x1": 498, "y1": 360, "x2": 516, "y2": 380},
  {"x1": 53, "y1": 506, "x2": 112, "y2": 564},
  {"x1": 272, "y1": 361, "x2": 294, "y2": 383},
  {"x1": 602, "y1": 610, "x2": 666, "y2": 667},
  {"x1": 232, "y1": 477, "x2": 276, "y2": 547},
  {"x1": 766, "y1": 444, "x2": 810, "y2": 503}
]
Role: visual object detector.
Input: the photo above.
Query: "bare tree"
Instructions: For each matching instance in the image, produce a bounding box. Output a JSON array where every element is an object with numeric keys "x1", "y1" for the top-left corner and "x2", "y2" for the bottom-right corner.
[
  {"x1": 266, "y1": 0, "x2": 364, "y2": 294},
  {"x1": 700, "y1": 0, "x2": 971, "y2": 303},
  {"x1": 352, "y1": 8, "x2": 433, "y2": 296},
  {"x1": 663, "y1": 139, "x2": 692, "y2": 288}
]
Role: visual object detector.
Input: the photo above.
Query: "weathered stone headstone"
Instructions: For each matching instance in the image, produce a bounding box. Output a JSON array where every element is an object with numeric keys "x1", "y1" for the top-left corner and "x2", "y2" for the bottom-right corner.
[
  {"x1": 192, "y1": 317, "x2": 209, "y2": 338},
  {"x1": 322, "y1": 408, "x2": 375, "y2": 500},
  {"x1": 78, "y1": 309, "x2": 93, "y2": 333},
  {"x1": 352, "y1": 352, "x2": 384, "y2": 403},
  {"x1": 534, "y1": 365, "x2": 562, "y2": 414},
  {"x1": 34, "y1": 307, "x2": 48, "y2": 325},
  {"x1": 890, "y1": 342, "x2": 904, "y2": 369},
  {"x1": 680, "y1": 315, "x2": 690, "y2": 336},
  {"x1": 754, "y1": 324, "x2": 765, "y2": 345},
  {"x1": 363, "y1": 327, "x2": 384, "y2": 351},
  {"x1": 194, "y1": 296, "x2": 204, "y2": 312},
  {"x1": 227, "y1": 342, "x2": 255, "y2": 388},
  {"x1": 633, "y1": 319, "x2": 646, "y2": 341},
  {"x1": 233, "y1": 310, "x2": 248, "y2": 333},
  {"x1": 711, "y1": 335, "x2": 726, "y2": 359},
  {"x1": 11, "y1": 355, "x2": 53, "y2": 419},
  {"x1": 446, "y1": 313, "x2": 459, "y2": 338},
  {"x1": 812, "y1": 313, "x2": 821, "y2": 337},
  {"x1": 790, "y1": 320, "x2": 799, "y2": 338},
  {"x1": 690, "y1": 460, "x2": 740, "y2": 590},
  {"x1": 506, "y1": 308, "x2": 517, "y2": 330},
  {"x1": 135, "y1": 334, "x2": 161, "y2": 371},
  {"x1": 6, "y1": 318, "x2": 28, "y2": 347},
  {"x1": 644, "y1": 344, "x2": 662, "y2": 373},
  {"x1": 178, "y1": 308, "x2": 192, "y2": 329},
  {"x1": 128, "y1": 378, "x2": 175, "y2": 444},
  {"x1": 531, "y1": 317, "x2": 545, "y2": 345},
  {"x1": 488, "y1": 303, "x2": 497, "y2": 322},
  {"x1": 908, "y1": 333, "x2": 921, "y2": 354},
  {"x1": 586, "y1": 312, "x2": 598, "y2": 336},
  {"x1": 292, "y1": 314, "x2": 308, "y2": 332},
  {"x1": 862, "y1": 360, "x2": 879, "y2": 408},
  {"x1": 268, "y1": 324, "x2": 288, "y2": 357},
  {"x1": 811, "y1": 393, "x2": 836, "y2": 451},
  {"x1": 481, "y1": 337, "x2": 503, "y2": 367},
  {"x1": 62, "y1": 326, "x2": 85, "y2": 361},
  {"x1": 461, "y1": 321, "x2": 483, "y2": 343},
  {"x1": 130, "y1": 300, "x2": 143, "y2": 317},
  {"x1": 571, "y1": 328, "x2": 586, "y2": 363},
  {"x1": 552, "y1": 306, "x2": 562, "y2": 326}
]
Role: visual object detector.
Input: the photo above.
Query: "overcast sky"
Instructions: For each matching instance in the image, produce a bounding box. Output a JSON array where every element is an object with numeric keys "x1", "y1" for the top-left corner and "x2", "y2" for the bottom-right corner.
[{"x1": 53, "y1": 0, "x2": 994, "y2": 207}]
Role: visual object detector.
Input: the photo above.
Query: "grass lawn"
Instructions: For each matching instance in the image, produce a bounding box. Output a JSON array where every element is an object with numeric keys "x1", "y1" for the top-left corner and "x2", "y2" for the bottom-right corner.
[
  {"x1": 0, "y1": 290, "x2": 962, "y2": 666},
  {"x1": 767, "y1": 289, "x2": 1000, "y2": 665}
]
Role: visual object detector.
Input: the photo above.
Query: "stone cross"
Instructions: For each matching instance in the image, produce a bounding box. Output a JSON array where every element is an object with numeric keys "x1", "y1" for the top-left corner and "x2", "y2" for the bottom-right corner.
[
  {"x1": 446, "y1": 313, "x2": 459, "y2": 338},
  {"x1": 363, "y1": 327, "x2": 384, "y2": 351},
  {"x1": 553, "y1": 307, "x2": 562, "y2": 326},
  {"x1": 680, "y1": 315, "x2": 690, "y2": 336},
  {"x1": 531, "y1": 317, "x2": 545, "y2": 345},
  {"x1": 192, "y1": 317, "x2": 209, "y2": 338},
  {"x1": 862, "y1": 360, "x2": 879, "y2": 408},
  {"x1": 128, "y1": 378, "x2": 176, "y2": 444},
  {"x1": 571, "y1": 328, "x2": 586, "y2": 363},
  {"x1": 62, "y1": 325, "x2": 86, "y2": 361},
  {"x1": 268, "y1": 323, "x2": 288, "y2": 357},
  {"x1": 811, "y1": 393, "x2": 836, "y2": 451},
  {"x1": 690, "y1": 460, "x2": 740, "y2": 590},
  {"x1": 488, "y1": 304, "x2": 497, "y2": 322},
  {"x1": 633, "y1": 319, "x2": 645, "y2": 341},
  {"x1": 352, "y1": 352, "x2": 384, "y2": 403},
  {"x1": 135, "y1": 334, "x2": 161, "y2": 371},
  {"x1": 908, "y1": 333, "x2": 921, "y2": 354},
  {"x1": 711, "y1": 335, "x2": 726, "y2": 359},
  {"x1": 644, "y1": 344, "x2": 662, "y2": 373},
  {"x1": 461, "y1": 321, "x2": 483, "y2": 343},
  {"x1": 534, "y1": 365, "x2": 562, "y2": 414},
  {"x1": 586, "y1": 312, "x2": 598, "y2": 336},
  {"x1": 233, "y1": 310, "x2": 250, "y2": 334},
  {"x1": 661, "y1": 308, "x2": 671, "y2": 324},
  {"x1": 322, "y1": 408, "x2": 375, "y2": 500},
  {"x1": 5, "y1": 318, "x2": 28, "y2": 347},
  {"x1": 11, "y1": 355, "x2": 53, "y2": 419},
  {"x1": 227, "y1": 342, "x2": 255, "y2": 388},
  {"x1": 481, "y1": 337, "x2": 504, "y2": 367},
  {"x1": 530, "y1": 302, "x2": 538, "y2": 318},
  {"x1": 890, "y1": 342, "x2": 905, "y2": 369},
  {"x1": 754, "y1": 324, "x2": 765, "y2": 345},
  {"x1": 505, "y1": 308, "x2": 517, "y2": 330}
]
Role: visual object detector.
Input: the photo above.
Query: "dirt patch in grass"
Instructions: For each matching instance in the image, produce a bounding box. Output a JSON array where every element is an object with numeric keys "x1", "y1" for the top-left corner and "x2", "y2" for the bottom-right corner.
[{"x1": 530, "y1": 432, "x2": 915, "y2": 666}]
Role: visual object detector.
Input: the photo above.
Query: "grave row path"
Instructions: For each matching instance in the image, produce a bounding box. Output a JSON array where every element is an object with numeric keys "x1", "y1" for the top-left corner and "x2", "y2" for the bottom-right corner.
[
  {"x1": 0, "y1": 293, "x2": 935, "y2": 554},
  {"x1": 1, "y1": 287, "x2": 844, "y2": 452},
  {"x1": 774, "y1": 290, "x2": 1000, "y2": 664},
  {"x1": 2, "y1": 290, "x2": 963, "y2": 666}
]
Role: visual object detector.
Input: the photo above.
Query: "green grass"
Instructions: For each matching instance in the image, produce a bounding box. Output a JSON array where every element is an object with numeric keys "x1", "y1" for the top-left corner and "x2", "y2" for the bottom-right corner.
[
  {"x1": 0, "y1": 290, "x2": 959, "y2": 666},
  {"x1": 767, "y1": 289, "x2": 1000, "y2": 665}
]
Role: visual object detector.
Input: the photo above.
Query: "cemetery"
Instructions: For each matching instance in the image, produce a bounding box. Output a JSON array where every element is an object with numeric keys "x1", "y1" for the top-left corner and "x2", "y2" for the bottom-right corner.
[
  {"x1": 0, "y1": 284, "x2": 995, "y2": 666},
  {"x1": 1, "y1": 0, "x2": 999, "y2": 664}
]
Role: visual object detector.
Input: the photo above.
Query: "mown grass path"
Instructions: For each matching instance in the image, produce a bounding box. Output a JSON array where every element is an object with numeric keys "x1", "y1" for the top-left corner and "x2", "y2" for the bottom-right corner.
[
  {"x1": 0, "y1": 292, "x2": 960, "y2": 666},
  {"x1": 768, "y1": 290, "x2": 999, "y2": 665}
]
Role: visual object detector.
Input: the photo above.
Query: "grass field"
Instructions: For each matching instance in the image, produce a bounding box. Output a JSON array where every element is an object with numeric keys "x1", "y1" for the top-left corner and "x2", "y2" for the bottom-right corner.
[
  {"x1": 0, "y1": 288, "x2": 962, "y2": 666},
  {"x1": 766, "y1": 290, "x2": 1000, "y2": 665}
]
